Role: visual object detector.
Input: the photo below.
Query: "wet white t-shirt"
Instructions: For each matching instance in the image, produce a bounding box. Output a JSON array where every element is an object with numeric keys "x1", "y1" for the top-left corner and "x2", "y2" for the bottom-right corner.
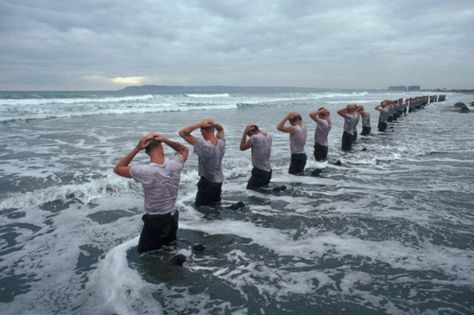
[
  {"x1": 193, "y1": 137, "x2": 226, "y2": 183},
  {"x1": 361, "y1": 112, "x2": 371, "y2": 127},
  {"x1": 250, "y1": 133, "x2": 272, "y2": 172},
  {"x1": 130, "y1": 153, "x2": 185, "y2": 214},
  {"x1": 315, "y1": 118, "x2": 331, "y2": 146},
  {"x1": 343, "y1": 114, "x2": 355, "y2": 135},
  {"x1": 290, "y1": 124, "x2": 307, "y2": 154}
]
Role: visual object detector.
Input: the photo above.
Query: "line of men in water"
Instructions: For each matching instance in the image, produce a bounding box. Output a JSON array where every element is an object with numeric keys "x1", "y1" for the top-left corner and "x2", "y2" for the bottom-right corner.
[{"x1": 113, "y1": 95, "x2": 435, "y2": 254}]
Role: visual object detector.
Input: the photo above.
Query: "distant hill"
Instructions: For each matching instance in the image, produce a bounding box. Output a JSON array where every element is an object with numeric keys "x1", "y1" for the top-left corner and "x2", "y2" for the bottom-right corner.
[{"x1": 116, "y1": 85, "x2": 341, "y2": 95}]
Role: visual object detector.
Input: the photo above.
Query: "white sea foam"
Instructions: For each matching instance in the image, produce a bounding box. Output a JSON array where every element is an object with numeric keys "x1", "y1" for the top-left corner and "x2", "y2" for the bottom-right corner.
[
  {"x1": 0, "y1": 94, "x2": 156, "y2": 106},
  {"x1": 0, "y1": 175, "x2": 137, "y2": 210},
  {"x1": 87, "y1": 237, "x2": 164, "y2": 315}
]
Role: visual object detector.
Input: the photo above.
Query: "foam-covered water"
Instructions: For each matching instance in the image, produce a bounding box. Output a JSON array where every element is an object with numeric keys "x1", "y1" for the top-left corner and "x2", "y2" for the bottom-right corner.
[{"x1": 0, "y1": 90, "x2": 473, "y2": 314}]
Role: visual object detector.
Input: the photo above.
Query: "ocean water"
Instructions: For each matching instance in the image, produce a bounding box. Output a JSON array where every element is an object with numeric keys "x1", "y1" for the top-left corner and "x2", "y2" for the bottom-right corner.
[{"x1": 0, "y1": 90, "x2": 473, "y2": 314}]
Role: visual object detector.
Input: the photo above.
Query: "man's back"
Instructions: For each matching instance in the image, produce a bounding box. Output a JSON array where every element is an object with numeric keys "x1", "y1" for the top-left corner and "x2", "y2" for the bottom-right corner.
[
  {"x1": 130, "y1": 154, "x2": 184, "y2": 214},
  {"x1": 250, "y1": 133, "x2": 272, "y2": 172},
  {"x1": 193, "y1": 137, "x2": 225, "y2": 183},
  {"x1": 290, "y1": 124, "x2": 307, "y2": 154}
]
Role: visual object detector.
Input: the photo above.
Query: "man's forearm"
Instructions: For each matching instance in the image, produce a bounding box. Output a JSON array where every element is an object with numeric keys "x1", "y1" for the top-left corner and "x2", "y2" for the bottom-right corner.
[
  {"x1": 240, "y1": 133, "x2": 247, "y2": 147},
  {"x1": 162, "y1": 137, "x2": 186, "y2": 153},
  {"x1": 214, "y1": 123, "x2": 223, "y2": 131},
  {"x1": 277, "y1": 117, "x2": 288, "y2": 130},
  {"x1": 180, "y1": 122, "x2": 201, "y2": 136},
  {"x1": 116, "y1": 146, "x2": 140, "y2": 168}
]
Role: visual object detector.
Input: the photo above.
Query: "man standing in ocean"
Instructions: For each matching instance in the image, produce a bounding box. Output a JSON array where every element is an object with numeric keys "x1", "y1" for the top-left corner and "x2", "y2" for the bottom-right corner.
[
  {"x1": 179, "y1": 118, "x2": 225, "y2": 207},
  {"x1": 309, "y1": 107, "x2": 332, "y2": 161},
  {"x1": 240, "y1": 124, "x2": 272, "y2": 190},
  {"x1": 375, "y1": 101, "x2": 390, "y2": 132},
  {"x1": 358, "y1": 106, "x2": 371, "y2": 136},
  {"x1": 277, "y1": 112, "x2": 307, "y2": 174},
  {"x1": 113, "y1": 132, "x2": 188, "y2": 254},
  {"x1": 351, "y1": 105, "x2": 361, "y2": 144},
  {"x1": 337, "y1": 104, "x2": 357, "y2": 151}
]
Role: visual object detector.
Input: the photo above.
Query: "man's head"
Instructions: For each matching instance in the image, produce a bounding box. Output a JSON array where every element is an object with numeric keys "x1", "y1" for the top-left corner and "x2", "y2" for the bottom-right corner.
[
  {"x1": 357, "y1": 105, "x2": 365, "y2": 112},
  {"x1": 289, "y1": 114, "x2": 302, "y2": 125},
  {"x1": 200, "y1": 125, "x2": 215, "y2": 139},
  {"x1": 346, "y1": 103, "x2": 357, "y2": 112},
  {"x1": 247, "y1": 125, "x2": 259, "y2": 137},
  {"x1": 318, "y1": 107, "x2": 330, "y2": 119},
  {"x1": 145, "y1": 138, "x2": 162, "y2": 155}
]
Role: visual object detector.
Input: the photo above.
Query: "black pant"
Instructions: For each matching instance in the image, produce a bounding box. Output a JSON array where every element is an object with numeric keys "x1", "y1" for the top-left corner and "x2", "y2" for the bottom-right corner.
[
  {"x1": 387, "y1": 116, "x2": 393, "y2": 123},
  {"x1": 289, "y1": 153, "x2": 307, "y2": 174},
  {"x1": 361, "y1": 126, "x2": 371, "y2": 136},
  {"x1": 352, "y1": 132, "x2": 358, "y2": 143},
  {"x1": 137, "y1": 211, "x2": 179, "y2": 254},
  {"x1": 378, "y1": 122, "x2": 387, "y2": 132},
  {"x1": 247, "y1": 167, "x2": 271, "y2": 190},
  {"x1": 313, "y1": 144, "x2": 328, "y2": 161},
  {"x1": 196, "y1": 176, "x2": 222, "y2": 207},
  {"x1": 341, "y1": 132, "x2": 352, "y2": 151}
]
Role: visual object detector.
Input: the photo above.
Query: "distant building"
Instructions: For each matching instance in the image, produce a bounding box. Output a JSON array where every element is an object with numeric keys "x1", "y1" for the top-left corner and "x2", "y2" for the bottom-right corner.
[
  {"x1": 388, "y1": 86, "x2": 407, "y2": 91},
  {"x1": 407, "y1": 85, "x2": 421, "y2": 91}
]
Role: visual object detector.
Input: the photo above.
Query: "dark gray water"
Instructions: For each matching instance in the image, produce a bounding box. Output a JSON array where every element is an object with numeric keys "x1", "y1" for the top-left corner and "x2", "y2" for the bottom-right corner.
[{"x1": 0, "y1": 91, "x2": 473, "y2": 314}]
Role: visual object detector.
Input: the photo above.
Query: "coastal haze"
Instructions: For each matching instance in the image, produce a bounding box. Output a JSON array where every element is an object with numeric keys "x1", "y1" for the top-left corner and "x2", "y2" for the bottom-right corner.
[{"x1": 1, "y1": 1, "x2": 474, "y2": 315}]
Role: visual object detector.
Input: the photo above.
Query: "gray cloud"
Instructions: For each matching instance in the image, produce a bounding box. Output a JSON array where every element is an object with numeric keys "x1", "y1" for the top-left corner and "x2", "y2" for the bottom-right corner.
[{"x1": 0, "y1": 0, "x2": 473, "y2": 90}]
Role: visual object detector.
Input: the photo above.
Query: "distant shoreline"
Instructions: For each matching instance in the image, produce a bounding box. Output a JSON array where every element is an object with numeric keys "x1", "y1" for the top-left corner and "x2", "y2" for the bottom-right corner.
[{"x1": 0, "y1": 85, "x2": 472, "y2": 94}]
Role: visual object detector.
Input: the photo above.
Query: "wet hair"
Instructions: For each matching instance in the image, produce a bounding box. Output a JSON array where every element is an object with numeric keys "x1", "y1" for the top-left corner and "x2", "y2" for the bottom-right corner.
[
  {"x1": 247, "y1": 125, "x2": 259, "y2": 136},
  {"x1": 145, "y1": 139, "x2": 162, "y2": 154},
  {"x1": 201, "y1": 125, "x2": 215, "y2": 132},
  {"x1": 289, "y1": 114, "x2": 302, "y2": 123}
]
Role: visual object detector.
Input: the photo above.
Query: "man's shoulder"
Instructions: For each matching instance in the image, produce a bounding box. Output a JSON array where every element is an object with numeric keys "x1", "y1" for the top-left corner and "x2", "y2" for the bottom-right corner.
[
  {"x1": 193, "y1": 137, "x2": 205, "y2": 146},
  {"x1": 166, "y1": 154, "x2": 185, "y2": 169}
]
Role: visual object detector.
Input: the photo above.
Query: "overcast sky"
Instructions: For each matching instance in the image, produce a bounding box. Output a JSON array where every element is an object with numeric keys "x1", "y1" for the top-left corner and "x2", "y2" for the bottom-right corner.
[{"x1": 1, "y1": 0, "x2": 473, "y2": 90}]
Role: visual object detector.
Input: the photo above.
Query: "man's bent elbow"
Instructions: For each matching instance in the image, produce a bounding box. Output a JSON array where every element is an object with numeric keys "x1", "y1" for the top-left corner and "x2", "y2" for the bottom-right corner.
[{"x1": 113, "y1": 166, "x2": 120, "y2": 176}]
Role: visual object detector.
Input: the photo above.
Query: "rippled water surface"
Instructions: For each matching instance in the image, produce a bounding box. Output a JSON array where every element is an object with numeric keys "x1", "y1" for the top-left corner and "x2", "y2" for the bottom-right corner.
[{"x1": 0, "y1": 91, "x2": 473, "y2": 314}]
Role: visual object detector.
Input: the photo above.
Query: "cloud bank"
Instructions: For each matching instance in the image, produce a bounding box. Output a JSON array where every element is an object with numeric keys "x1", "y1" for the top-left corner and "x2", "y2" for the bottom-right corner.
[{"x1": 1, "y1": 0, "x2": 473, "y2": 90}]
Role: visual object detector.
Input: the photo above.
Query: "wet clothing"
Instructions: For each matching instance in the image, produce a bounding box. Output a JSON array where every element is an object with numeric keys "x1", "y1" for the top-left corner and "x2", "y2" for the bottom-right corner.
[
  {"x1": 289, "y1": 124, "x2": 307, "y2": 154},
  {"x1": 361, "y1": 126, "x2": 371, "y2": 136},
  {"x1": 314, "y1": 144, "x2": 328, "y2": 161},
  {"x1": 289, "y1": 153, "x2": 307, "y2": 174},
  {"x1": 343, "y1": 114, "x2": 355, "y2": 135},
  {"x1": 352, "y1": 114, "x2": 360, "y2": 143},
  {"x1": 378, "y1": 107, "x2": 389, "y2": 124},
  {"x1": 247, "y1": 167, "x2": 272, "y2": 190},
  {"x1": 195, "y1": 176, "x2": 222, "y2": 207},
  {"x1": 137, "y1": 211, "x2": 179, "y2": 253},
  {"x1": 247, "y1": 133, "x2": 272, "y2": 189},
  {"x1": 341, "y1": 114, "x2": 355, "y2": 151},
  {"x1": 378, "y1": 121, "x2": 387, "y2": 132},
  {"x1": 193, "y1": 137, "x2": 225, "y2": 206},
  {"x1": 360, "y1": 112, "x2": 371, "y2": 136},
  {"x1": 130, "y1": 154, "x2": 184, "y2": 214},
  {"x1": 361, "y1": 112, "x2": 371, "y2": 127},
  {"x1": 341, "y1": 132, "x2": 353, "y2": 151},
  {"x1": 193, "y1": 137, "x2": 225, "y2": 183},
  {"x1": 314, "y1": 119, "x2": 331, "y2": 147},
  {"x1": 250, "y1": 133, "x2": 272, "y2": 172},
  {"x1": 130, "y1": 154, "x2": 185, "y2": 254},
  {"x1": 287, "y1": 124, "x2": 307, "y2": 174}
]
